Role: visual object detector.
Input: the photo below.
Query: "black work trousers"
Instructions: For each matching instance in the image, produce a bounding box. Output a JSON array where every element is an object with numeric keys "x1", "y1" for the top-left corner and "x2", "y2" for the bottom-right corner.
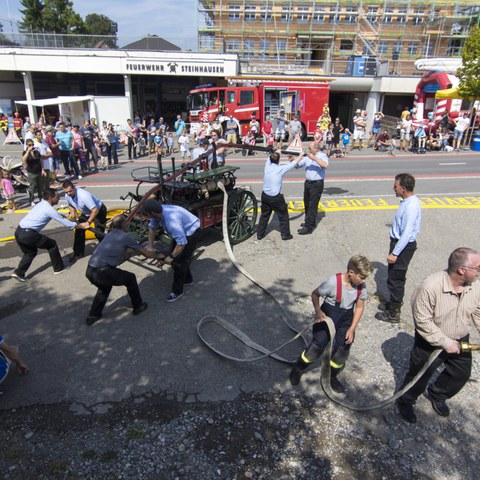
[
  {"x1": 399, "y1": 333, "x2": 471, "y2": 404},
  {"x1": 84, "y1": 143, "x2": 98, "y2": 167},
  {"x1": 127, "y1": 137, "x2": 137, "y2": 159},
  {"x1": 303, "y1": 179, "x2": 324, "y2": 230},
  {"x1": 257, "y1": 191, "x2": 290, "y2": 238},
  {"x1": 387, "y1": 239, "x2": 417, "y2": 305},
  {"x1": 107, "y1": 143, "x2": 118, "y2": 165},
  {"x1": 15, "y1": 227, "x2": 65, "y2": 275},
  {"x1": 86, "y1": 265, "x2": 143, "y2": 317},
  {"x1": 303, "y1": 301, "x2": 354, "y2": 366},
  {"x1": 171, "y1": 232, "x2": 199, "y2": 295},
  {"x1": 60, "y1": 150, "x2": 80, "y2": 177},
  {"x1": 73, "y1": 204, "x2": 108, "y2": 257}
]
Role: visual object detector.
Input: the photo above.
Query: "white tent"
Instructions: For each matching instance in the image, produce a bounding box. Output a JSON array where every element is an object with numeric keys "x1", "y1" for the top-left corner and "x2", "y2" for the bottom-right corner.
[
  {"x1": 15, "y1": 96, "x2": 94, "y2": 125},
  {"x1": 15, "y1": 95, "x2": 94, "y2": 107}
]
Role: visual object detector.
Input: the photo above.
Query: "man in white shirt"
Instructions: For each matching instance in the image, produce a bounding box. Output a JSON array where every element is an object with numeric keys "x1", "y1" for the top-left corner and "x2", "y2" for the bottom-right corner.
[
  {"x1": 33, "y1": 129, "x2": 53, "y2": 191},
  {"x1": 453, "y1": 112, "x2": 470, "y2": 150}
]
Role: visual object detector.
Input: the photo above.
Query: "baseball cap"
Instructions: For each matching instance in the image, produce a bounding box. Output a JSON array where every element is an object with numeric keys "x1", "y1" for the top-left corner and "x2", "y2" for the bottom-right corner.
[
  {"x1": 72, "y1": 122, "x2": 79, "y2": 127},
  {"x1": 199, "y1": 138, "x2": 209, "y2": 146},
  {"x1": 45, "y1": 126, "x2": 53, "y2": 131},
  {"x1": 356, "y1": 109, "x2": 361, "y2": 113}
]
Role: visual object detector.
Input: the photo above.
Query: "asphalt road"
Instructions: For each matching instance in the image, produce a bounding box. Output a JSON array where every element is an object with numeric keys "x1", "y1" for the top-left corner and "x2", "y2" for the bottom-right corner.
[{"x1": 3, "y1": 141, "x2": 480, "y2": 206}]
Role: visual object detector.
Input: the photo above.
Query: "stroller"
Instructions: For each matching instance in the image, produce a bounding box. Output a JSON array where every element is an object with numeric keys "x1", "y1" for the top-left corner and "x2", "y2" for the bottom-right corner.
[{"x1": 0, "y1": 155, "x2": 29, "y2": 191}]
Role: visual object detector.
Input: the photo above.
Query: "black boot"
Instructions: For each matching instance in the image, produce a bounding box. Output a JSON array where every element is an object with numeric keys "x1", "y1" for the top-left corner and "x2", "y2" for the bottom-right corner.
[
  {"x1": 378, "y1": 301, "x2": 389, "y2": 312},
  {"x1": 289, "y1": 360, "x2": 308, "y2": 386},
  {"x1": 375, "y1": 301, "x2": 401, "y2": 323},
  {"x1": 330, "y1": 368, "x2": 346, "y2": 393}
]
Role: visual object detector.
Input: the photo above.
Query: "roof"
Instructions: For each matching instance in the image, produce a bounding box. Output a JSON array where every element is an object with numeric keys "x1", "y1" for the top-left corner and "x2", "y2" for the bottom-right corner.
[{"x1": 122, "y1": 36, "x2": 181, "y2": 51}]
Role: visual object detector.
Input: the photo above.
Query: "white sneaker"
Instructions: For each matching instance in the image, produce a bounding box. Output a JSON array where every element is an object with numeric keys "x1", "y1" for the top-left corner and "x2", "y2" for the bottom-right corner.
[{"x1": 78, "y1": 175, "x2": 83, "y2": 179}]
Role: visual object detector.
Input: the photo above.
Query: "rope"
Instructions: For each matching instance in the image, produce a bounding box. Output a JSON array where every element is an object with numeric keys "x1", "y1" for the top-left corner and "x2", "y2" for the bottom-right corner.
[{"x1": 198, "y1": 186, "x2": 443, "y2": 411}]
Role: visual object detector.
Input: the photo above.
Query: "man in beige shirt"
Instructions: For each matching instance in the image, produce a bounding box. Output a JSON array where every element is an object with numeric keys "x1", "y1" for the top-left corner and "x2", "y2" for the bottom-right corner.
[{"x1": 396, "y1": 247, "x2": 480, "y2": 424}]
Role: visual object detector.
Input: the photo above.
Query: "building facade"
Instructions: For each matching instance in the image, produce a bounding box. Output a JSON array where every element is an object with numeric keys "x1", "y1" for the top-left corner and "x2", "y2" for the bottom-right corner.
[{"x1": 198, "y1": 0, "x2": 479, "y2": 76}]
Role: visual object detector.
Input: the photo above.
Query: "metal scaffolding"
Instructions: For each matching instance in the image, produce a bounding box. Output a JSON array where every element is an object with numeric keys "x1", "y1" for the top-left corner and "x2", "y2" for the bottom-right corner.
[{"x1": 197, "y1": 0, "x2": 479, "y2": 75}]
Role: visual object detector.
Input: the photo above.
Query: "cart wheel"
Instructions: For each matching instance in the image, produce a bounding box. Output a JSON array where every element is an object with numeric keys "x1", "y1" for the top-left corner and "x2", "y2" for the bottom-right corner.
[{"x1": 226, "y1": 189, "x2": 258, "y2": 245}]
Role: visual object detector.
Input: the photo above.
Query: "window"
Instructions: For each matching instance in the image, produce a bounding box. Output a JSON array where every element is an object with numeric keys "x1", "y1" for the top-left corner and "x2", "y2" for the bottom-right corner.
[
  {"x1": 340, "y1": 39, "x2": 354, "y2": 51},
  {"x1": 447, "y1": 39, "x2": 463, "y2": 56},
  {"x1": 275, "y1": 39, "x2": 287, "y2": 51},
  {"x1": 313, "y1": 10, "x2": 326, "y2": 23},
  {"x1": 229, "y1": 5, "x2": 240, "y2": 22},
  {"x1": 281, "y1": 6, "x2": 291, "y2": 23},
  {"x1": 227, "y1": 91, "x2": 235, "y2": 104},
  {"x1": 259, "y1": 39, "x2": 270, "y2": 51},
  {"x1": 227, "y1": 39, "x2": 239, "y2": 51},
  {"x1": 345, "y1": 15, "x2": 356, "y2": 24},
  {"x1": 245, "y1": 5, "x2": 256, "y2": 23},
  {"x1": 259, "y1": 3, "x2": 271, "y2": 21},
  {"x1": 422, "y1": 42, "x2": 433, "y2": 56},
  {"x1": 239, "y1": 90, "x2": 255, "y2": 106},
  {"x1": 407, "y1": 41, "x2": 419, "y2": 55},
  {"x1": 382, "y1": 16, "x2": 392, "y2": 24},
  {"x1": 258, "y1": 52, "x2": 270, "y2": 60},
  {"x1": 297, "y1": 6, "x2": 309, "y2": 23},
  {"x1": 273, "y1": 53, "x2": 285, "y2": 61},
  {"x1": 397, "y1": 8, "x2": 407, "y2": 15},
  {"x1": 412, "y1": 17, "x2": 423, "y2": 25},
  {"x1": 329, "y1": 15, "x2": 338, "y2": 24},
  {"x1": 384, "y1": 7, "x2": 394, "y2": 14},
  {"x1": 243, "y1": 39, "x2": 255, "y2": 54},
  {"x1": 393, "y1": 41, "x2": 403, "y2": 55},
  {"x1": 377, "y1": 40, "x2": 388, "y2": 55},
  {"x1": 397, "y1": 16, "x2": 406, "y2": 24}
]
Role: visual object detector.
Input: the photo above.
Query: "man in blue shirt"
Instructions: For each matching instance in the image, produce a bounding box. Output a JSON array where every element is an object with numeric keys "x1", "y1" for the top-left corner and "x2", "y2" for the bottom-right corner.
[
  {"x1": 143, "y1": 200, "x2": 200, "y2": 302},
  {"x1": 296, "y1": 141, "x2": 329, "y2": 235},
  {"x1": 376, "y1": 173, "x2": 422, "y2": 323},
  {"x1": 85, "y1": 214, "x2": 162, "y2": 325},
  {"x1": 62, "y1": 179, "x2": 107, "y2": 263},
  {"x1": 12, "y1": 188, "x2": 89, "y2": 282},
  {"x1": 256, "y1": 150, "x2": 303, "y2": 241}
]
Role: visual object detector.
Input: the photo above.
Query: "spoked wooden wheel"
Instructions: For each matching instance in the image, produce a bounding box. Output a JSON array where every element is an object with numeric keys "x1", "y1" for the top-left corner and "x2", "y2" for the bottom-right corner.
[{"x1": 226, "y1": 189, "x2": 258, "y2": 245}]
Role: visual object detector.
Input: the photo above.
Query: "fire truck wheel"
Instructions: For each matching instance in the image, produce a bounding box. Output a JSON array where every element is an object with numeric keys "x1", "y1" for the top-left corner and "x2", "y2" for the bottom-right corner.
[{"x1": 226, "y1": 189, "x2": 258, "y2": 245}]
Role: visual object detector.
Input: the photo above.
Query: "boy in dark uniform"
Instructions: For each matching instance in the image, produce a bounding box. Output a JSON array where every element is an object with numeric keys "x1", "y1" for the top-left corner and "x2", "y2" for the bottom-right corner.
[{"x1": 289, "y1": 255, "x2": 373, "y2": 392}]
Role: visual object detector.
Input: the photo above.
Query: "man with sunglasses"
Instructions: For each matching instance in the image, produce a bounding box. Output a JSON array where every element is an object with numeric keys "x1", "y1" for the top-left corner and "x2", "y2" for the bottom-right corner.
[
  {"x1": 396, "y1": 247, "x2": 480, "y2": 423},
  {"x1": 376, "y1": 173, "x2": 421, "y2": 323}
]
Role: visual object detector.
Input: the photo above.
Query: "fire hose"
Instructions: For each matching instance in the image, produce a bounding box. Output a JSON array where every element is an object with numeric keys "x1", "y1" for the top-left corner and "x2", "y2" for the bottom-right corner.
[{"x1": 197, "y1": 182, "x2": 479, "y2": 411}]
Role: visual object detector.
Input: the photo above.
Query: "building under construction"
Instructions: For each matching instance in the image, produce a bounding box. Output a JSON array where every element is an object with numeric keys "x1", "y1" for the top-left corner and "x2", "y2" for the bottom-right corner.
[{"x1": 198, "y1": 0, "x2": 479, "y2": 76}]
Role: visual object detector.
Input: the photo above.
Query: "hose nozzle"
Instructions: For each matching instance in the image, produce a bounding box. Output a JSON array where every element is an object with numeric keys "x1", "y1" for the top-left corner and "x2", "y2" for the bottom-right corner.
[{"x1": 460, "y1": 342, "x2": 480, "y2": 352}]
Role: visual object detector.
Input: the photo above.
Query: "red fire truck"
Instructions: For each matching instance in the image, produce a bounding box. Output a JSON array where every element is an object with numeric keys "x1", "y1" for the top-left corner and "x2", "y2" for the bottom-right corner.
[{"x1": 187, "y1": 75, "x2": 331, "y2": 139}]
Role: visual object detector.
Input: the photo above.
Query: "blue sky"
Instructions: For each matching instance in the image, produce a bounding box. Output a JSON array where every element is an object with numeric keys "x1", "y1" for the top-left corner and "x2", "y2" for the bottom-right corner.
[{"x1": 1, "y1": 0, "x2": 198, "y2": 50}]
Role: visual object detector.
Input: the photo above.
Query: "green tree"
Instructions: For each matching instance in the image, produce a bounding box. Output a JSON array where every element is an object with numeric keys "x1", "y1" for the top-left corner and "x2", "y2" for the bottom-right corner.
[
  {"x1": 457, "y1": 25, "x2": 480, "y2": 101},
  {"x1": 84, "y1": 13, "x2": 117, "y2": 47},
  {"x1": 42, "y1": 0, "x2": 85, "y2": 33},
  {"x1": 18, "y1": 0, "x2": 45, "y2": 33}
]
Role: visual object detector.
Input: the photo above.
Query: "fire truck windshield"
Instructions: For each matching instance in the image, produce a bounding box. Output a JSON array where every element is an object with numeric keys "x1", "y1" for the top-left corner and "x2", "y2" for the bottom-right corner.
[{"x1": 188, "y1": 93, "x2": 208, "y2": 111}]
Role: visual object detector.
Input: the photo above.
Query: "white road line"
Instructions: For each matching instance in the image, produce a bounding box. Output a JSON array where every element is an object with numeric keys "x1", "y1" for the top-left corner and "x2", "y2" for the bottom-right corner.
[{"x1": 438, "y1": 162, "x2": 467, "y2": 165}]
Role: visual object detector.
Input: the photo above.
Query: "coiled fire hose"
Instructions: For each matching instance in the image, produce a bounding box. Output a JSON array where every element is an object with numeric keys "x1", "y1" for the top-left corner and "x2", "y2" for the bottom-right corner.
[{"x1": 197, "y1": 182, "x2": 469, "y2": 411}]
